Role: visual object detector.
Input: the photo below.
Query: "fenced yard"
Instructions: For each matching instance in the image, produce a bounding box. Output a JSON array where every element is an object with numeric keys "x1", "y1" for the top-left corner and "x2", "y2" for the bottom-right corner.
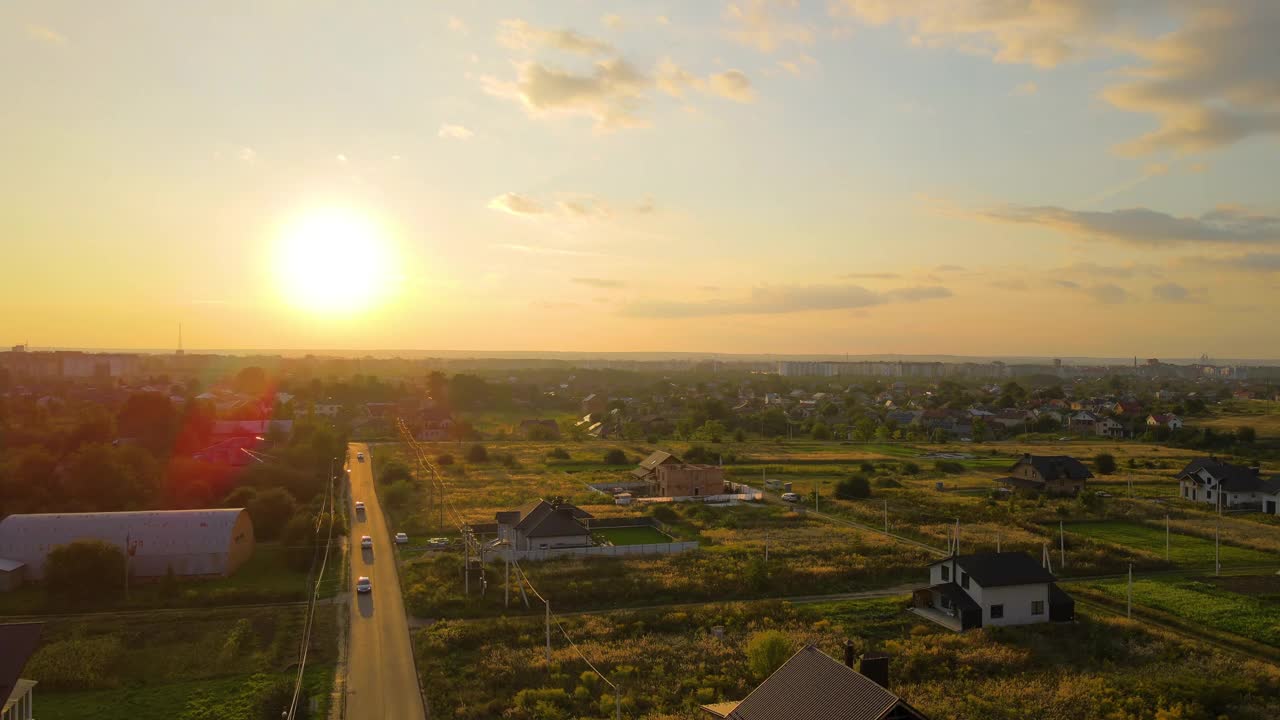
[{"x1": 593, "y1": 525, "x2": 673, "y2": 546}]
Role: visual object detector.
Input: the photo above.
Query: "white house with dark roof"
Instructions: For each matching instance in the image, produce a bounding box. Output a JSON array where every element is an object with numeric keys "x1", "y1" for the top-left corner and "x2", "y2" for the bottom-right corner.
[
  {"x1": 1177, "y1": 457, "x2": 1280, "y2": 513},
  {"x1": 911, "y1": 551, "x2": 1074, "y2": 631},
  {"x1": 702, "y1": 645, "x2": 929, "y2": 720},
  {"x1": 0, "y1": 622, "x2": 42, "y2": 720}
]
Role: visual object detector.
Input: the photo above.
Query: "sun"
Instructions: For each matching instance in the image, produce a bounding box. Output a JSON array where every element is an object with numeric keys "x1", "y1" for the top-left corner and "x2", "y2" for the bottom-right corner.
[{"x1": 276, "y1": 208, "x2": 392, "y2": 313}]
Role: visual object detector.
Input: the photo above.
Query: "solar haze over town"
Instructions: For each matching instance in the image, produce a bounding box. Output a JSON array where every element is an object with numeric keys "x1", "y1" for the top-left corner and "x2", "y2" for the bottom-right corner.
[{"x1": 2, "y1": 2, "x2": 1279, "y2": 719}]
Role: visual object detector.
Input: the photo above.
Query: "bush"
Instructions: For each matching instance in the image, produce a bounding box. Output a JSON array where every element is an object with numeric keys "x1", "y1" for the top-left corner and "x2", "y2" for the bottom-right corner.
[
  {"x1": 874, "y1": 477, "x2": 902, "y2": 489},
  {"x1": 1094, "y1": 453, "x2": 1117, "y2": 475},
  {"x1": 466, "y1": 444, "x2": 489, "y2": 463},
  {"x1": 733, "y1": 429, "x2": 746, "y2": 442},
  {"x1": 436, "y1": 453, "x2": 454, "y2": 466},
  {"x1": 247, "y1": 487, "x2": 298, "y2": 541},
  {"x1": 859, "y1": 462, "x2": 876, "y2": 474},
  {"x1": 1236, "y1": 426, "x2": 1256, "y2": 444},
  {"x1": 45, "y1": 540, "x2": 125, "y2": 600},
  {"x1": 604, "y1": 448, "x2": 628, "y2": 465},
  {"x1": 747, "y1": 630, "x2": 793, "y2": 679},
  {"x1": 934, "y1": 460, "x2": 964, "y2": 474},
  {"x1": 381, "y1": 480, "x2": 413, "y2": 510},
  {"x1": 901, "y1": 461, "x2": 920, "y2": 475},
  {"x1": 547, "y1": 448, "x2": 571, "y2": 460},
  {"x1": 379, "y1": 458, "x2": 414, "y2": 485},
  {"x1": 835, "y1": 475, "x2": 872, "y2": 499},
  {"x1": 811, "y1": 423, "x2": 831, "y2": 440},
  {"x1": 684, "y1": 445, "x2": 713, "y2": 464},
  {"x1": 526, "y1": 424, "x2": 559, "y2": 441},
  {"x1": 497, "y1": 452, "x2": 519, "y2": 468}
]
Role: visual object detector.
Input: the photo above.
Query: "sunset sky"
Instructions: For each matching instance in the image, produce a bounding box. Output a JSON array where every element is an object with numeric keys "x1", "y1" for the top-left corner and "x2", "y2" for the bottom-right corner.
[{"x1": 3, "y1": 1, "x2": 1278, "y2": 358}]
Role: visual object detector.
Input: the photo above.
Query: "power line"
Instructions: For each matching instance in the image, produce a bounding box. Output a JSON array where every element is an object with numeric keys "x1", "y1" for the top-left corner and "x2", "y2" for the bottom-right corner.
[{"x1": 286, "y1": 457, "x2": 338, "y2": 719}]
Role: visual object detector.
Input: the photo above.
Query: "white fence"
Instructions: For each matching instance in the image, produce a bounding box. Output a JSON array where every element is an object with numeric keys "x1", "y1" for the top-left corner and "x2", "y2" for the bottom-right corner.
[{"x1": 501, "y1": 541, "x2": 699, "y2": 563}]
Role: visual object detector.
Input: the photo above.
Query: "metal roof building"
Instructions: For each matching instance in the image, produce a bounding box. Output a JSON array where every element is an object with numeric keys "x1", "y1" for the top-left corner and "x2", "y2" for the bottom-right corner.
[{"x1": 0, "y1": 509, "x2": 254, "y2": 580}]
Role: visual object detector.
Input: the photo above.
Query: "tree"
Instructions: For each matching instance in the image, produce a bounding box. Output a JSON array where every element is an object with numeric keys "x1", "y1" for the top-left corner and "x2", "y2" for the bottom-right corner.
[
  {"x1": 835, "y1": 475, "x2": 872, "y2": 499},
  {"x1": 116, "y1": 391, "x2": 177, "y2": 455},
  {"x1": 466, "y1": 444, "x2": 489, "y2": 463},
  {"x1": 746, "y1": 630, "x2": 793, "y2": 679},
  {"x1": 1094, "y1": 453, "x2": 1117, "y2": 475},
  {"x1": 232, "y1": 366, "x2": 269, "y2": 396},
  {"x1": 62, "y1": 444, "x2": 160, "y2": 512},
  {"x1": 379, "y1": 458, "x2": 414, "y2": 485},
  {"x1": 247, "y1": 487, "x2": 298, "y2": 541},
  {"x1": 603, "y1": 448, "x2": 628, "y2": 465},
  {"x1": 811, "y1": 423, "x2": 832, "y2": 441},
  {"x1": 45, "y1": 539, "x2": 126, "y2": 600},
  {"x1": 1236, "y1": 426, "x2": 1257, "y2": 444},
  {"x1": 526, "y1": 423, "x2": 558, "y2": 441},
  {"x1": 692, "y1": 420, "x2": 726, "y2": 443}
]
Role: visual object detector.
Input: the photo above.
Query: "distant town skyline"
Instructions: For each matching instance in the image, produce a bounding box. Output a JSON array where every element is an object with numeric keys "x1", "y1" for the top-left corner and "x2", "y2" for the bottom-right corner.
[{"x1": 3, "y1": 2, "x2": 1278, "y2": 356}]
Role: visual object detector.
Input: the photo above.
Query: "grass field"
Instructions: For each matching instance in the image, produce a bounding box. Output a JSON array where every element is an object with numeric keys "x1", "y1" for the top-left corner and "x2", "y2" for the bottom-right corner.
[
  {"x1": 0, "y1": 542, "x2": 335, "y2": 615},
  {"x1": 1065, "y1": 520, "x2": 1276, "y2": 567},
  {"x1": 1199, "y1": 400, "x2": 1280, "y2": 439},
  {"x1": 1085, "y1": 574, "x2": 1280, "y2": 647},
  {"x1": 593, "y1": 526, "x2": 672, "y2": 546},
  {"x1": 28, "y1": 604, "x2": 337, "y2": 719},
  {"x1": 414, "y1": 595, "x2": 1280, "y2": 720}
]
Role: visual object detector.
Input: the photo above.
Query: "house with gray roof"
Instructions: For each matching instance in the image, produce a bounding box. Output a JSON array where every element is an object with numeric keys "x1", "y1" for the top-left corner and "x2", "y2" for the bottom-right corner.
[
  {"x1": 702, "y1": 645, "x2": 929, "y2": 719},
  {"x1": 494, "y1": 499, "x2": 594, "y2": 551},
  {"x1": 911, "y1": 551, "x2": 1074, "y2": 631},
  {"x1": 1177, "y1": 457, "x2": 1280, "y2": 513},
  {"x1": 995, "y1": 454, "x2": 1092, "y2": 496}
]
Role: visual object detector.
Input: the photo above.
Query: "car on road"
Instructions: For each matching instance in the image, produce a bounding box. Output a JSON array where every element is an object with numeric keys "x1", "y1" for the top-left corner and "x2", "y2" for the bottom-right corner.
[
  {"x1": 428, "y1": 537, "x2": 450, "y2": 549},
  {"x1": 360, "y1": 535, "x2": 373, "y2": 549},
  {"x1": 356, "y1": 452, "x2": 365, "y2": 462},
  {"x1": 356, "y1": 576, "x2": 372, "y2": 593},
  {"x1": 781, "y1": 492, "x2": 800, "y2": 502},
  {"x1": 394, "y1": 532, "x2": 409, "y2": 544},
  {"x1": 354, "y1": 501, "x2": 365, "y2": 512},
  {"x1": 1096, "y1": 491, "x2": 1112, "y2": 498}
]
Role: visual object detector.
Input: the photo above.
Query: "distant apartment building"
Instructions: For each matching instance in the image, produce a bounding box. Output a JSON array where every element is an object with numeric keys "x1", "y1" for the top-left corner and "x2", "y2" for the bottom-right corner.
[{"x1": 777, "y1": 360, "x2": 1007, "y2": 379}]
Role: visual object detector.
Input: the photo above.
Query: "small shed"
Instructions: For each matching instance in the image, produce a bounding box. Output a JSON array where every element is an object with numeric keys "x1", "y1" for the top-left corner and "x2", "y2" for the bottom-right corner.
[{"x1": 0, "y1": 558, "x2": 26, "y2": 592}]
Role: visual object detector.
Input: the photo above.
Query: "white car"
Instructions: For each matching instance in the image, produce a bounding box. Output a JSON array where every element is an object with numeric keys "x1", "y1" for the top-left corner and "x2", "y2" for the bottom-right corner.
[
  {"x1": 394, "y1": 532, "x2": 409, "y2": 544},
  {"x1": 356, "y1": 576, "x2": 372, "y2": 593},
  {"x1": 357, "y1": 452, "x2": 365, "y2": 462},
  {"x1": 354, "y1": 501, "x2": 365, "y2": 512},
  {"x1": 781, "y1": 492, "x2": 800, "y2": 502},
  {"x1": 360, "y1": 535, "x2": 373, "y2": 549},
  {"x1": 428, "y1": 537, "x2": 450, "y2": 549}
]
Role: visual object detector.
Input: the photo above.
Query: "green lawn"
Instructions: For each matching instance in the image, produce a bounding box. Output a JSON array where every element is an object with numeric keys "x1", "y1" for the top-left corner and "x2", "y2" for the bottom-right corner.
[
  {"x1": 1085, "y1": 575, "x2": 1280, "y2": 647},
  {"x1": 593, "y1": 526, "x2": 672, "y2": 546},
  {"x1": 40, "y1": 666, "x2": 333, "y2": 720},
  {"x1": 1066, "y1": 520, "x2": 1275, "y2": 567}
]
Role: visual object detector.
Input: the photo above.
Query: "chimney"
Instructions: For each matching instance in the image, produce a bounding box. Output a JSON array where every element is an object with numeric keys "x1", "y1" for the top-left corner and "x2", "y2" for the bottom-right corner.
[
  {"x1": 859, "y1": 654, "x2": 890, "y2": 689},
  {"x1": 843, "y1": 639, "x2": 855, "y2": 668}
]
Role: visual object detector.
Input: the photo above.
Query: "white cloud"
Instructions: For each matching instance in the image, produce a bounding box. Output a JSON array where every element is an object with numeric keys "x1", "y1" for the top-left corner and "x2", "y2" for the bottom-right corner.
[
  {"x1": 25, "y1": 24, "x2": 66, "y2": 46},
  {"x1": 602, "y1": 14, "x2": 624, "y2": 30},
  {"x1": 726, "y1": 0, "x2": 814, "y2": 53},
  {"x1": 487, "y1": 192, "x2": 545, "y2": 216},
  {"x1": 237, "y1": 147, "x2": 257, "y2": 162},
  {"x1": 438, "y1": 123, "x2": 474, "y2": 140},
  {"x1": 656, "y1": 59, "x2": 756, "y2": 103},
  {"x1": 482, "y1": 58, "x2": 650, "y2": 130},
  {"x1": 493, "y1": 243, "x2": 606, "y2": 257},
  {"x1": 558, "y1": 196, "x2": 610, "y2": 218},
  {"x1": 447, "y1": 16, "x2": 467, "y2": 35},
  {"x1": 1103, "y1": 4, "x2": 1280, "y2": 155},
  {"x1": 1152, "y1": 282, "x2": 1203, "y2": 303},
  {"x1": 1053, "y1": 280, "x2": 1130, "y2": 304},
  {"x1": 980, "y1": 204, "x2": 1280, "y2": 246},
  {"x1": 709, "y1": 70, "x2": 755, "y2": 102},
  {"x1": 779, "y1": 54, "x2": 819, "y2": 75},
  {"x1": 830, "y1": 1, "x2": 1280, "y2": 154},
  {"x1": 623, "y1": 283, "x2": 951, "y2": 317},
  {"x1": 335, "y1": 153, "x2": 348, "y2": 164},
  {"x1": 656, "y1": 15, "x2": 671, "y2": 26},
  {"x1": 498, "y1": 19, "x2": 613, "y2": 55}
]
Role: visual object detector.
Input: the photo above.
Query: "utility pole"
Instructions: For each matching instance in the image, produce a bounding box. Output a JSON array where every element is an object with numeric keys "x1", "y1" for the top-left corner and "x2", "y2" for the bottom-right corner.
[
  {"x1": 545, "y1": 599, "x2": 552, "y2": 666},
  {"x1": 1127, "y1": 563, "x2": 1133, "y2": 619},
  {"x1": 464, "y1": 532, "x2": 470, "y2": 596},
  {"x1": 996, "y1": 531, "x2": 1001, "y2": 553},
  {"x1": 1165, "y1": 515, "x2": 1170, "y2": 561},
  {"x1": 764, "y1": 531, "x2": 769, "y2": 563},
  {"x1": 1216, "y1": 490, "x2": 1221, "y2": 576},
  {"x1": 504, "y1": 550, "x2": 511, "y2": 608},
  {"x1": 954, "y1": 518, "x2": 960, "y2": 555},
  {"x1": 1059, "y1": 520, "x2": 1066, "y2": 569},
  {"x1": 883, "y1": 500, "x2": 888, "y2": 533},
  {"x1": 616, "y1": 690, "x2": 622, "y2": 720}
]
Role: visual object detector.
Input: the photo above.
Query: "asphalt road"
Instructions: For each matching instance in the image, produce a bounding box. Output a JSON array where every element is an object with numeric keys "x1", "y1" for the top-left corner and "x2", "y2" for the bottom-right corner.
[{"x1": 345, "y1": 442, "x2": 427, "y2": 720}]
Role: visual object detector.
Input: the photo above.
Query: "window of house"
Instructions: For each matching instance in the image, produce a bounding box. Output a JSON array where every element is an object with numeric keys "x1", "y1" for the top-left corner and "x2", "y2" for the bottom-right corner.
[
  {"x1": 1182, "y1": 486, "x2": 1188, "y2": 498},
  {"x1": 990, "y1": 604, "x2": 1004, "y2": 619},
  {"x1": 941, "y1": 565, "x2": 950, "y2": 581},
  {"x1": 1031, "y1": 600, "x2": 1045, "y2": 615},
  {"x1": 1207, "y1": 490, "x2": 1213, "y2": 500},
  {"x1": 960, "y1": 571, "x2": 970, "y2": 589},
  {"x1": 940, "y1": 595, "x2": 952, "y2": 610}
]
